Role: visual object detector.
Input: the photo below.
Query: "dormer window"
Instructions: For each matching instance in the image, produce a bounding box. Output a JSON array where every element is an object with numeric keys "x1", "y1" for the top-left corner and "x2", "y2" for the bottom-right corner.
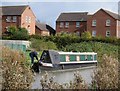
[
  {"x1": 65, "y1": 22, "x2": 69, "y2": 28},
  {"x1": 6, "y1": 16, "x2": 11, "y2": 22},
  {"x1": 92, "y1": 20, "x2": 96, "y2": 26},
  {"x1": 106, "y1": 19, "x2": 111, "y2": 26}
]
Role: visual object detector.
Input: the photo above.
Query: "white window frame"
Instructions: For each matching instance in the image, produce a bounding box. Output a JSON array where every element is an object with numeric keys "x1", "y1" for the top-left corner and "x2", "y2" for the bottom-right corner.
[
  {"x1": 76, "y1": 22, "x2": 80, "y2": 27},
  {"x1": 92, "y1": 30, "x2": 96, "y2": 37},
  {"x1": 12, "y1": 16, "x2": 17, "y2": 22},
  {"x1": 29, "y1": 17, "x2": 31, "y2": 23},
  {"x1": 106, "y1": 30, "x2": 110, "y2": 37},
  {"x1": 60, "y1": 22, "x2": 64, "y2": 28},
  {"x1": 106, "y1": 19, "x2": 111, "y2": 26},
  {"x1": 65, "y1": 22, "x2": 69, "y2": 28},
  {"x1": 92, "y1": 20, "x2": 96, "y2": 26},
  {"x1": 6, "y1": 16, "x2": 11, "y2": 22}
]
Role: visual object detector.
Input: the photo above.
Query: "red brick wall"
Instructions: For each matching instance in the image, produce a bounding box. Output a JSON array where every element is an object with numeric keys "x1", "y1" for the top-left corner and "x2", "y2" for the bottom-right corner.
[
  {"x1": 56, "y1": 21, "x2": 87, "y2": 34},
  {"x1": 87, "y1": 9, "x2": 117, "y2": 37},
  {"x1": 2, "y1": 15, "x2": 21, "y2": 33}
]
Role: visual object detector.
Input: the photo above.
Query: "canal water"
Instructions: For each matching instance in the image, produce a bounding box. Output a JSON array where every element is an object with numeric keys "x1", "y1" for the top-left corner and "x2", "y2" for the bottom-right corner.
[{"x1": 31, "y1": 66, "x2": 96, "y2": 89}]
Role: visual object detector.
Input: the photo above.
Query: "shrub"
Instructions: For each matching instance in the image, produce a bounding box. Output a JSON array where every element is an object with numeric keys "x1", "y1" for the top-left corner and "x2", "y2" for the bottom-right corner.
[
  {"x1": 30, "y1": 38, "x2": 58, "y2": 51},
  {"x1": 1, "y1": 46, "x2": 33, "y2": 89},
  {"x1": 4, "y1": 26, "x2": 30, "y2": 40},
  {"x1": 64, "y1": 42, "x2": 93, "y2": 52},
  {"x1": 91, "y1": 55, "x2": 118, "y2": 89},
  {"x1": 81, "y1": 31, "x2": 92, "y2": 39}
]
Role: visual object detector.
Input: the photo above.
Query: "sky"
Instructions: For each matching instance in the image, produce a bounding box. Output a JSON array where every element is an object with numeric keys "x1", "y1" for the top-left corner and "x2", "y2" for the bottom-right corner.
[{"x1": 1, "y1": 0, "x2": 120, "y2": 29}]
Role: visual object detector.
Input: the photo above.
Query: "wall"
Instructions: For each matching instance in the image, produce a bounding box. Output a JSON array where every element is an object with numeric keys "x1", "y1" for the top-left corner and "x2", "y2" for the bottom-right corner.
[
  {"x1": 56, "y1": 21, "x2": 87, "y2": 35},
  {"x1": 87, "y1": 10, "x2": 116, "y2": 37},
  {"x1": 21, "y1": 6, "x2": 35, "y2": 35},
  {"x1": 2, "y1": 15, "x2": 21, "y2": 33}
]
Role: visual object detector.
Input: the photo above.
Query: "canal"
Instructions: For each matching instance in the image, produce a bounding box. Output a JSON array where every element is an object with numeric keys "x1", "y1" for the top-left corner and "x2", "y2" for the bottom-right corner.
[{"x1": 31, "y1": 66, "x2": 96, "y2": 89}]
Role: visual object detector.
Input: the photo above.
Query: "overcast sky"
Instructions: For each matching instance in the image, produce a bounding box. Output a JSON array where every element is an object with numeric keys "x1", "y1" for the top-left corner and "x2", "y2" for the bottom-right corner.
[{"x1": 1, "y1": 0, "x2": 120, "y2": 29}]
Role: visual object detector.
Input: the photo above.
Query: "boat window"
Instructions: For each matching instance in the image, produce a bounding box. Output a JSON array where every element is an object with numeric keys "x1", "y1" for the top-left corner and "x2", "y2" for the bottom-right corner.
[{"x1": 40, "y1": 51, "x2": 51, "y2": 63}]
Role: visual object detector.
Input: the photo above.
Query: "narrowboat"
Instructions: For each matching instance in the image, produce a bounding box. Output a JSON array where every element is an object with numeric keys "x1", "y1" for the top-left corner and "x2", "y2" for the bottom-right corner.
[{"x1": 37, "y1": 50, "x2": 97, "y2": 70}]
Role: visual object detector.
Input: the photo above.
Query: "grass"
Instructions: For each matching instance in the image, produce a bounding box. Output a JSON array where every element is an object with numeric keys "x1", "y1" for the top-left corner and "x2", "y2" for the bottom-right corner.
[{"x1": 25, "y1": 50, "x2": 43, "y2": 64}]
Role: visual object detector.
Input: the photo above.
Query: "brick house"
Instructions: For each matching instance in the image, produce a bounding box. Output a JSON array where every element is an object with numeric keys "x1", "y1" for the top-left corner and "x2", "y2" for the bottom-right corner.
[
  {"x1": 1, "y1": 5, "x2": 36, "y2": 35},
  {"x1": 56, "y1": 12, "x2": 88, "y2": 36},
  {"x1": 87, "y1": 8, "x2": 120, "y2": 38},
  {"x1": 35, "y1": 21, "x2": 50, "y2": 36}
]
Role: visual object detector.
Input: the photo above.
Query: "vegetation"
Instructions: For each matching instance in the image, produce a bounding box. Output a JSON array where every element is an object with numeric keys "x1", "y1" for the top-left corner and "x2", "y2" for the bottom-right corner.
[
  {"x1": 91, "y1": 55, "x2": 118, "y2": 89},
  {"x1": 1, "y1": 46, "x2": 33, "y2": 89},
  {"x1": 30, "y1": 34, "x2": 119, "y2": 50},
  {"x1": 30, "y1": 38, "x2": 58, "y2": 51},
  {"x1": 64, "y1": 42, "x2": 118, "y2": 62},
  {"x1": 3, "y1": 26, "x2": 30, "y2": 40},
  {"x1": 81, "y1": 31, "x2": 92, "y2": 39}
]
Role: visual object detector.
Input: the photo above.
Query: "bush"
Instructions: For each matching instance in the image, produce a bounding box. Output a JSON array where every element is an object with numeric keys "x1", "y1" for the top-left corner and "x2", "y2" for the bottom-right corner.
[
  {"x1": 91, "y1": 55, "x2": 118, "y2": 89},
  {"x1": 64, "y1": 42, "x2": 93, "y2": 52},
  {"x1": 3, "y1": 26, "x2": 30, "y2": 40},
  {"x1": 1, "y1": 46, "x2": 33, "y2": 89},
  {"x1": 81, "y1": 31, "x2": 92, "y2": 39},
  {"x1": 30, "y1": 38, "x2": 58, "y2": 51}
]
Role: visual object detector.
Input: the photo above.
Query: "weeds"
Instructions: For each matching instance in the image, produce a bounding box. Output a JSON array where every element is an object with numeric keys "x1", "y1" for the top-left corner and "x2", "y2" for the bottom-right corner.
[{"x1": 1, "y1": 46, "x2": 33, "y2": 89}]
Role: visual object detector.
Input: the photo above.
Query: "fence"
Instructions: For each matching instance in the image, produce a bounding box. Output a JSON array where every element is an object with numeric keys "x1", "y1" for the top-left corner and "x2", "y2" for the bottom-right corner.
[{"x1": 0, "y1": 40, "x2": 30, "y2": 52}]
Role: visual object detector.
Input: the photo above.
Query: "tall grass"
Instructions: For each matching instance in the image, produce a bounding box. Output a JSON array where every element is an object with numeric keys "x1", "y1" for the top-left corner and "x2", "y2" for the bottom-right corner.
[
  {"x1": 91, "y1": 55, "x2": 118, "y2": 89},
  {"x1": 1, "y1": 46, "x2": 33, "y2": 89}
]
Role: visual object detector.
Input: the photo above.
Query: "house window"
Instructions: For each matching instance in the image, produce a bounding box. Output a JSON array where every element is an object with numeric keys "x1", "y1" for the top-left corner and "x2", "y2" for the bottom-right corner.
[
  {"x1": 60, "y1": 22, "x2": 64, "y2": 28},
  {"x1": 13, "y1": 16, "x2": 17, "y2": 22},
  {"x1": 92, "y1": 30, "x2": 96, "y2": 37},
  {"x1": 92, "y1": 20, "x2": 96, "y2": 26},
  {"x1": 28, "y1": 17, "x2": 31, "y2": 23},
  {"x1": 26, "y1": 16, "x2": 29, "y2": 23},
  {"x1": 6, "y1": 16, "x2": 11, "y2": 22},
  {"x1": 76, "y1": 22, "x2": 80, "y2": 27},
  {"x1": 65, "y1": 22, "x2": 69, "y2": 28},
  {"x1": 106, "y1": 30, "x2": 110, "y2": 37},
  {"x1": 106, "y1": 19, "x2": 111, "y2": 26}
]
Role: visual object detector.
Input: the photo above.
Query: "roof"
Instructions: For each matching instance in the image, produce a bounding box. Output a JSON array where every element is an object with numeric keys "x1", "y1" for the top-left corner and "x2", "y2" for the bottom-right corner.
[
  {"x1": 56, "y1": 12, "x2": 88, "y2": 22},
  {"x1": 103, "y1": 9, "x2": 120, "y2": 20},
  {"x1": 35, "y1": 21, "x2": 48, "y2": 31},
  {"x1": 1, "y1": 5, "x2": 28, "y2": 15}
]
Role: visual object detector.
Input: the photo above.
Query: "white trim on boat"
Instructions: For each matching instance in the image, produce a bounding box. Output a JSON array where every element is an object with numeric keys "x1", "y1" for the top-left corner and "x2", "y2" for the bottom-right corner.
[
  {"x1": 60, "y1": 60, "x2": 97, "y2": 64},
  {"x1": 58, "y1": 52, "x2": 97, "y2": 55},
  {"x1": 42, "y1": 63, "x2": 53, "y2": 67}
]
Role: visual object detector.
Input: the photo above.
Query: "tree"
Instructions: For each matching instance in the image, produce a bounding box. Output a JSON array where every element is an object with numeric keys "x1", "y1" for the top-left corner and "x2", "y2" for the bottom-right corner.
[{"x1": 8, "y1": 26, "x2": 29, "y2": 40}]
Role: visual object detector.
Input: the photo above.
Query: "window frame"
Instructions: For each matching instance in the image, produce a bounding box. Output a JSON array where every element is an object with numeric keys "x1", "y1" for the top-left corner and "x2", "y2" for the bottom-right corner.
[
  {"x1": 60, "y1": 22, "x2": 64, "y2": 28},
  {"x1": 106, "y1": 19, "x2": 111, "y2": 26},
  {"x1": 92, "y1": 20, "x2": 96, "y2": 26},
  {"x1": 76, "y1": 22, "x2": 80, "y2": 27},
  {"x1": 6, "y1": 16, "x2": 11, "y2": 22},
  {"x1": 92, "y1": 30, "x2": 96, "y2": 37},
  {"x1": 12, "y1": 16, "x2": 17, "y2": 22},
  {"x1": 65, "y1": 22, "x2": 69, "y2": 28},
  {"x1": 106, "y1": 30, "x2": 110, "y2": 37}
]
